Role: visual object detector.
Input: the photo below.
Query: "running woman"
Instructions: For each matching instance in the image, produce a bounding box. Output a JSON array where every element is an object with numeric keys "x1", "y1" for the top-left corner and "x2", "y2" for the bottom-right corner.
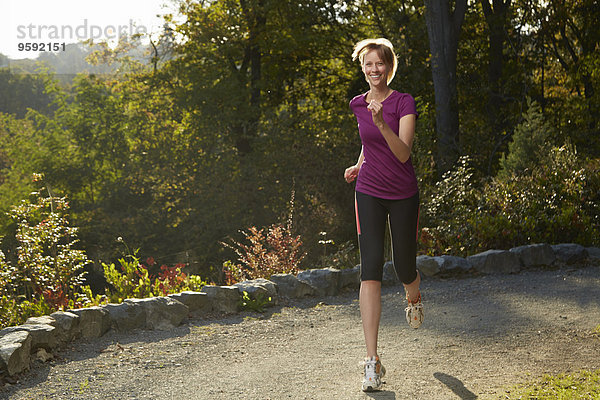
[{"x1": 344, "y1": 38, "x2": 423, "y2": 392}]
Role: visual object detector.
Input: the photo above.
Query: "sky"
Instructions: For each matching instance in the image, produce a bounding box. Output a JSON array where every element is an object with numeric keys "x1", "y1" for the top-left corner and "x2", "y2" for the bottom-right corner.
[{"x1": 1, "y1": 0, "x2": 179, "y2": 59}]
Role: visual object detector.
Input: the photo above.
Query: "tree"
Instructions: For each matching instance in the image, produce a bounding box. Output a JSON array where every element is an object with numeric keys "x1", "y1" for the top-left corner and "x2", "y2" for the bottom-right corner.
[
  {"x1": 424, "y1": 0, "x2": 468, "y2": 174},
  {"x1": 541, "y1": 0, "x2": 600, "y2": 131},
  {"x1": 480, "y1": 0, "x2": 513, "y2": 169}
]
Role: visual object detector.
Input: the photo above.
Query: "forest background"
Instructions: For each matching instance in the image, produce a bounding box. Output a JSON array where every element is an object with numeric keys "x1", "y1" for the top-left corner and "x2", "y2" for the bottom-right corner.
[{"x1": 0, "y1": 0, "x2": 598, "y2": 295}]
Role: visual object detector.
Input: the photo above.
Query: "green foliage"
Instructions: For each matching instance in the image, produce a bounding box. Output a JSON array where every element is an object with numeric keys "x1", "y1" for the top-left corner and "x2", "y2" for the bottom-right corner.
[
  {"x1": 238, "y1": 291, "x2": 272, "y2": 313},
  {"x1": 318, "y1": 236, "x2": 359, "y2": 270},
  {"x1": 102, "y1": 250, "x2": 154, "y2": 303},
  {"x1": 499, "y1": 98, "x2": 555, "y2": 178},
  {"x1": 477, "y1": 144, "x2": 600, "y2": 248},
  {"x1": 420, "y1": 156, "x2": 480, "y2": 255},
  {"x1": 0, "y1": 295, "x2": 51, "y2": 328},
  {"x1": 421, "y1": 144, "x2": 600, "y2": 255},
  {"x1": 0, "y1": 68, "x2": 60, "y2": 118},
  {"x1": 0, "y1": 0, "x2": 599, "y2": 282},
  {"x1": 103, "y1": 248, "x2": 208, "y2": 302},
  {"x1": 0, "y1": 185, "x2": 94, "y2": 328},
  {"x1": 151, "y1": 260, "x2": 208, "y2": 296},
  {"x1": 502, "y1": 369, "x2": 600, "y2": 399}
]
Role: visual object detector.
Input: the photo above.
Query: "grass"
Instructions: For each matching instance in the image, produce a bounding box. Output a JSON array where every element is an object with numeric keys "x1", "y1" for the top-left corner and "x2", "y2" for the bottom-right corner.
[{"x1": 501, "y1": 369, "x2": 600, "y2": 399}]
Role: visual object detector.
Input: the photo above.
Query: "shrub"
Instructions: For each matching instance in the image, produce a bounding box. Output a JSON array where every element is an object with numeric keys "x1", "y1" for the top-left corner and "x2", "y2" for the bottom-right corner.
[
  {"x1": 102, "y1": 251, "x2": 154, "y2": 303},
  {"x1": 420, "y1": 156, "x2": 481, "y2": 255},
  {"x1": 499, "y1": 98, "x2": 555, "y2": 178},
  {"x1": 222, "y1": 223, "x2": 306, "y2": 285},
  {"x1": 474, "y1": 144, "x2": 600, "y2": 248},
  {"x1": 0, "y1": 182, "x2": 94, "y2": 328},
  {"x1": 103, "y1": 250, "x2": 208, "y2": 302},
  {"x1": 318, "y1": 237, "x2": 359, "y2": 269},
  {"x1": 420, "y1": 145, "x2": 600, "y2": 255}
]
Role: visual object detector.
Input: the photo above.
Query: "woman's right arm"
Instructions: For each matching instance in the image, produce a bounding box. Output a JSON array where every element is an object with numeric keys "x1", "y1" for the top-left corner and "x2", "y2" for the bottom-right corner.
[{"x1": 344, "y1": 146, "x2": 364, "y2": 183}]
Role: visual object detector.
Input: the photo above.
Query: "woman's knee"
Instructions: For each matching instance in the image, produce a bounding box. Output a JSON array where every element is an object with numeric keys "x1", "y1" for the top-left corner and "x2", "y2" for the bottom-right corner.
[{"x1": 397, "y1": 265, "x2": 418, "y2": 285}]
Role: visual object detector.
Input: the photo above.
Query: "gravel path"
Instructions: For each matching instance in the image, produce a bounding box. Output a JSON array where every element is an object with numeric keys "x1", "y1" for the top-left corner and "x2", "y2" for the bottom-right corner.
[{"x1": 2, "y1": 265, "x2": 600, "y2": 400}]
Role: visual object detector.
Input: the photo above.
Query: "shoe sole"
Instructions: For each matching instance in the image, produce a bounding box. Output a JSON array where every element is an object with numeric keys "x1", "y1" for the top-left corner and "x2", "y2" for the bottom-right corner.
[{"x1": 362, "y1": 383, "x2": 382, "y2": 392}]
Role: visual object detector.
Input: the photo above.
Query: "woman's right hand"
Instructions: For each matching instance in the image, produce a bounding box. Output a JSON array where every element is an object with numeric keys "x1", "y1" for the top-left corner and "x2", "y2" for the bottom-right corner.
[{"x1": 344, "y1": 165, "x2": 360, "y2": 183}]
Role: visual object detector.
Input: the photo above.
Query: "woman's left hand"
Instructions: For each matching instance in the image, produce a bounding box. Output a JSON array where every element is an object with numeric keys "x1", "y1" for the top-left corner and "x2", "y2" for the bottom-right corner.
[{"x1": 367, "y1": 100, "x2": 384, "y2": 127}]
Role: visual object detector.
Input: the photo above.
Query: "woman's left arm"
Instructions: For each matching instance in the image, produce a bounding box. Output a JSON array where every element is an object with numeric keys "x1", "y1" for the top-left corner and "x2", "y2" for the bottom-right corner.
[{"x1": 368, "y1": 100, "x2": 416, "y2": 163}]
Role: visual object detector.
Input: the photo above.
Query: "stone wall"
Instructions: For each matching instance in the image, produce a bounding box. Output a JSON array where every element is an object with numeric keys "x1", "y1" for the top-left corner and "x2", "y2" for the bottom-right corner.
[{"x1": 1, "y1": 243, "x2": 598, "y2": 380}]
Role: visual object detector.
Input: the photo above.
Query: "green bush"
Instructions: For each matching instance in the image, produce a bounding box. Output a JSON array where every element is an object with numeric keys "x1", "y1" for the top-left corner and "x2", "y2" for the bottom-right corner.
[
  {"x1": 474, "y1": 144, "x2": 600, "y2": 249},
  {"x1": 0, "y1": 183, "x2": 94, "y2": 328},
  {"x1": 103, "y1": 249, "x2": 209, "y2": 303},
  {"x1": 421, "y1": 145, "x2": 600, "y2": 255},
  {"x1": 0, "y1": 182, "x2": 210, "y2": 328},
  {"x1": 499, "y1": 98, "x2": 555, "y2": 178},
  {"x1": 420, "y1": 156, "x2": 481, "y2": 255},
  {"x1": 102, "y1": 251, "x2": 154, "y2": 303}
]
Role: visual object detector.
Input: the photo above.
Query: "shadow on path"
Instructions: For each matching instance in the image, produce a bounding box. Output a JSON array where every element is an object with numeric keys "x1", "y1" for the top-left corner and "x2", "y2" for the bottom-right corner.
[
  {"x1": 363, "y1": 390, "x2": 396, "y2": 399},
  {"x1": 434, "y1": 372, "x2": 478, "y2": 399}
]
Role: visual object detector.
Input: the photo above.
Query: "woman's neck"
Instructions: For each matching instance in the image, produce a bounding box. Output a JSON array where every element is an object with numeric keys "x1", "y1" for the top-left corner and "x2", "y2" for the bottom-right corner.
[{"x1": 367, "y1": 86, "x2": 392, "y2": 102}]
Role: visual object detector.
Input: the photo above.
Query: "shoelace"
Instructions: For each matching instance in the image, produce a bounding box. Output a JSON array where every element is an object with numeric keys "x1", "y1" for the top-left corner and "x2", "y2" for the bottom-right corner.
[{"x1": 361, "y1": 357, "x2": 379, "y2": 378}]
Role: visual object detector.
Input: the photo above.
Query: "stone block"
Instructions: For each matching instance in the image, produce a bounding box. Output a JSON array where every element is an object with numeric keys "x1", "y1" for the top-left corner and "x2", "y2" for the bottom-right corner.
[
  {"x1": 124, "y1": 297, "x2": 188, "y2": 330},
  {"x1": 168, "y1": 291, "x2": 209, "y2": 313},
  {"x1": 102, "y1": 302, "x2": 146, "y2": 332},
  {"x1": 234, "y1": 279, "x2": 278, "y2": 306},
  {"x1": 587, "y1": 247, "x2": 600, "y2": 265},
  {"x1": 437, "y1": 255, "x2": 472, "y2": 272},
  {"x1": 467, "y1": 250, "x2": 520, "y2": 274},
  {"x1": 269, "y1": 274, "x2": 315, "y2": 298},
  {"x1": 68, "y1": 306, "x2": 111, "y2": 338},
  {"x1": 417, "y1": 255, "x2": 441, "y2": 277},
  {"x1": 201, "y1": 285, "x2": 242, "y2": 314},
  {"x1": 382, "y1": 261, "x2": 399, "y2": 286},
  {"x1": 297, "y1": 268, "x2": 341, "y2": 297},
  {"x1": 49, "y1": 311, "x2": 80, "y2": 343},
  {"x1": 2, "y1": 323, "x2": 57, "y2": 352},
  {"x1": 0, "y1": 331, "x2": 31, "y2": 376},
  {"x1": 552, "y1": 243, "x2": 588, "y2": 265},
  {"x1": 338, "y1": 266, "x2": 360, "y2": 290},
  {"x1": 510, "y1": 243, "x2": 556, "y2": 267}
]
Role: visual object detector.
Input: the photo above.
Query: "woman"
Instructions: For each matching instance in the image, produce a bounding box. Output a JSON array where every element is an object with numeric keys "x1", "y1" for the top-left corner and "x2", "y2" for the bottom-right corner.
[{"x1": 344, "y1": 38, "x2": 423, "y2": 392}]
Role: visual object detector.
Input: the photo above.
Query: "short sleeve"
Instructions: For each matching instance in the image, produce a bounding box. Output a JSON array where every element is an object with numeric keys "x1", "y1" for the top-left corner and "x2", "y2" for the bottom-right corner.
[{"x1": 397, "y1": 94, "x2": 418, "y2": 120}]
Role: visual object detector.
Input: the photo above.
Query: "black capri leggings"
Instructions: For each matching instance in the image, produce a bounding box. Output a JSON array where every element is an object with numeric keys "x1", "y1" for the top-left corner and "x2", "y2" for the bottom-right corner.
[{"x1": 355, "y1": 190, "x2": 419, "y2": 283}]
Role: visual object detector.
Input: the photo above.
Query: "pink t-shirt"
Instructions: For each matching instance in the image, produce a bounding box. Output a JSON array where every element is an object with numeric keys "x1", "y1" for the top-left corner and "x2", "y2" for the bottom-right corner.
[{"x1": 350, "y1": 90, "x2": 419, "y2": 200}]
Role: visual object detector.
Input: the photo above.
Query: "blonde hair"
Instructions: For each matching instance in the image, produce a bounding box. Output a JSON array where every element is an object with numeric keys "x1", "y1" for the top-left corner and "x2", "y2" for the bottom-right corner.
[{"x1": 352, "y1": 38, "x2": 398, "y2": 85}]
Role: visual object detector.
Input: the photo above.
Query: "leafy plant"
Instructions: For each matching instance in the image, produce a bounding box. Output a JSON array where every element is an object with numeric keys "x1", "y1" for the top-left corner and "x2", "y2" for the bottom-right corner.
[
  {"x1": 222, "y1": 223, "x2": 306, "y2": 285},
  {"x1": 102, "y1": 243, "x2": 208, "y2": 301},
  {"x1": 152, "y1": 262, "x2": 208, "y2": 296},
  {"x1": 0, "y1": 181, "x2": 95, "y2": 328},
  {"x1": 420, "y1": 144, "x2": 600, "y2": 256},
  {"x1": 499, "y1": 98, "x2": 555, "y2": 178},
  {"x1": 238, "y1": 291, "x2": 272, "y2": 313},
  {"x1": 319, "y1": 240, "x2": 359, "y2": 270},
  {"x1": 102, "y1": 250, "x2": 154, "y2": 303}
]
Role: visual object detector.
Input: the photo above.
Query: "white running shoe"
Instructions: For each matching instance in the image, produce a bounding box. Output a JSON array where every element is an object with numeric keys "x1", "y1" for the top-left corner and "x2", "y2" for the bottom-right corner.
[
  {"x1": 361, "y1": 355, "x2": 386, "y2": 392},
  {"x1": 405, "y1": 292, "x2": 424, "y2": 329}
]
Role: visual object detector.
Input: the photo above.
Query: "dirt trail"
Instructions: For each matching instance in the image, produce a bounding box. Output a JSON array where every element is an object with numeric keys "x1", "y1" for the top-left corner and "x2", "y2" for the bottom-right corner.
[{"x1": 3, "y1": 265, "x2": 600, "y2": 400}]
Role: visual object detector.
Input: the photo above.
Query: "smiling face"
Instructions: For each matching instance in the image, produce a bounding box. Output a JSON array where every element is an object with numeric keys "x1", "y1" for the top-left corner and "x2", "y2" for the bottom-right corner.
[{"x1": 362, "y1": 49, "x2": 389, "y2": 88}]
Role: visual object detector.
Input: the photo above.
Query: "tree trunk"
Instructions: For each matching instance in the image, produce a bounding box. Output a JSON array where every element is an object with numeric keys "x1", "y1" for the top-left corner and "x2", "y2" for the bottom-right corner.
[
  {"x1": 480, "y1": 0, "x2": 511, "y2": 172},
  {"x1": 236, "y1": 0, "x2": 265, "y2": 155},
  {"x1": 424, "y1": 0, "x2": 467, "y2": 175}
]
